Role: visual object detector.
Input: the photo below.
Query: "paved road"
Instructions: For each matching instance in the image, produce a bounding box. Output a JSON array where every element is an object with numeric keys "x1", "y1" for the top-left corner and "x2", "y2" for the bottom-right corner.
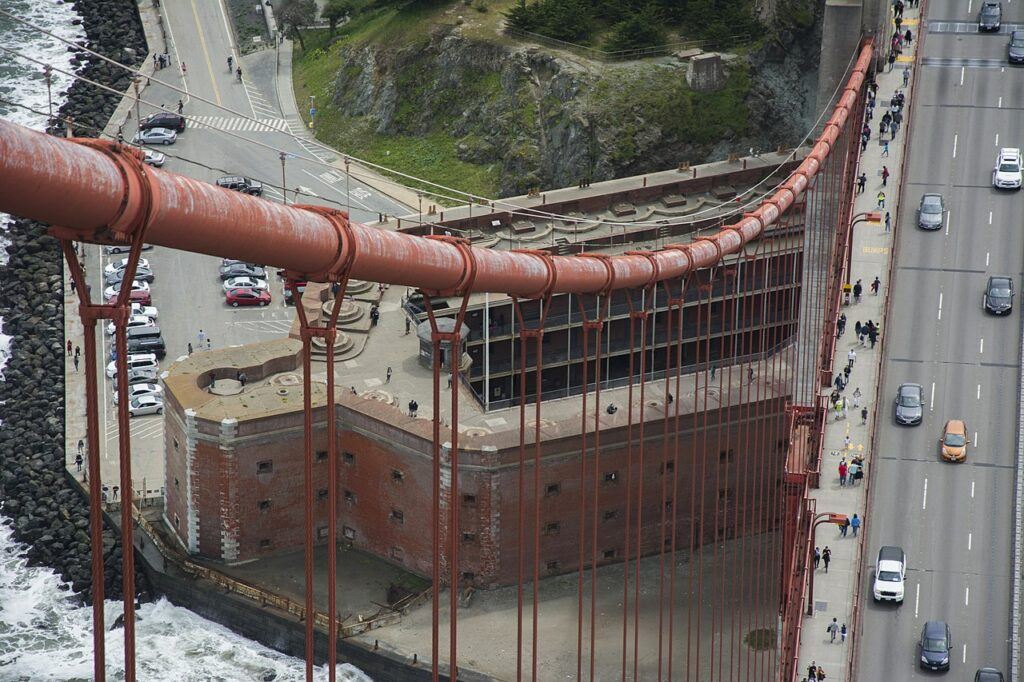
[
  {"x1": 856, "y1": 7, "x2": 1021, "y2": 678},
  {"x1": 86, "y1": 0, "x2": 408, "y2": 496}
]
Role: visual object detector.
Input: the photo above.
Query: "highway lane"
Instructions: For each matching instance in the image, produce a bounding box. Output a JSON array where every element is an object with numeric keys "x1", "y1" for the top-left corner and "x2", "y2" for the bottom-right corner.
[{"x1": 856, "y1": 9, "x2": 1022, "y2": 679}]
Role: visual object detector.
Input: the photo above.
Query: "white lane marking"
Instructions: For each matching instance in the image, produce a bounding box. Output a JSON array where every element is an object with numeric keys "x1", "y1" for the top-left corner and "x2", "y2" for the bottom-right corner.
[
  {"x1": 987, "y1": 252, "x2": 991, "y2": 266},
  {"x1": 974, "y1": 431, "x2": 979, "y2": 448},
  {"x1": 953, "y1": 133, "x2": 959, "y2": 157},
  {"x1": 960, "y1": 66, "x2": 966, "y2": 86},
  {"x1": 980, "y1": 338, "x2": 984, "y2": 354},
  {"x1": 977, "y1": 384, "x2": 982, "y2": 399},
  {"x1": 923, "y1": 478, "x2": 929, "y2": 509},
  {"x1": 966, "y1": 586, "x2": 970, "y2": 605},
  {"x1": 938, "y1": 292, "x2": 944, "y2": 320},
  {"x1": 972, "y1": 480, "x2": 976, "y2": 498},
  {"x1": 996, "y1": 133, "x2": 1000, "y2": 146},
  {"x1": 969, "y1": 0, "x2": 973, "y2": 11},
  {"x1": 963, "y1": 644, "x2": 967, "y2": 663},
  {"x1": 989, "y1": 211, "x2": 994, "y2": 225},
  {"x1": 915, "y1": 583, "x2": 921, "y2": 618},
  {"x1": 999, "y1": 96, "x2": 1004, "y2": 108},
  {"x1": 930, "y1": 382, "x2": 936, "y2": 411},
  {"x1": 946, "y1": 210, "x2": 952, "y2": 236},
  {"x1": 968, "y1": 533, "x2": 973, "y2": 551}
]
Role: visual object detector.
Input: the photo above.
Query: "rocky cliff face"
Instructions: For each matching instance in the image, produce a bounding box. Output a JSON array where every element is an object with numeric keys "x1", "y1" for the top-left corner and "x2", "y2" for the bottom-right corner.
[{"x1": 328, "y1": 18, "x2": 822, "y2": 197}]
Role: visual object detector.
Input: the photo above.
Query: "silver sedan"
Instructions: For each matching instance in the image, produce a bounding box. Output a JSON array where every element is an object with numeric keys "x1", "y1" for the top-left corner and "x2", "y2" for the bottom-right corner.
[
  {"x1": 128, "y1": 395, "x2": 164, "y2": 417},
  {"x1": 132, "y1": 128, "x2": 177, "y2": 146}
]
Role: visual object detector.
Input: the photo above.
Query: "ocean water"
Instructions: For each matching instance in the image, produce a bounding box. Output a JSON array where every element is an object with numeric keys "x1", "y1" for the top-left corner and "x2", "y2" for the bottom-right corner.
[{"x1": 0, "y1": 3, "x2": 370, "y2": 680}]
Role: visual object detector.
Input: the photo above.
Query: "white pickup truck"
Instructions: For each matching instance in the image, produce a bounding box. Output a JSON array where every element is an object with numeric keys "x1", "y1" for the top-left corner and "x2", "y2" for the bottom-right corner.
[{"x1": 872, "y1": 545, "x2": 906, "y2": 603}]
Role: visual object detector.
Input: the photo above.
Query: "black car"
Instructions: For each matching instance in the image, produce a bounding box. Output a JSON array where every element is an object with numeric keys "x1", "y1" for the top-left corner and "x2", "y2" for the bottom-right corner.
[
  {"x1": 104, "y1": 265, "x2": 155, "y2": 286},
  {"x1": 1009, "y1": 30, "x2": 1024, "y2": 63},
  {"x1": 127, "y1": 336, "x2": 166, "y2": 359},
  {"x1": 140, "y1": 112, "x2": 186, "y2": 132},
  {"x1": 894, "y1": 383, "x2": 923, "y2": 426},
  {"x1": 216, "y1": 176, "x2": 263, "y2": 196},
  {"x1": 919, "y1": 621, "x2": 952, "y2": 670},
  {"x1": 975, "y1": 668, "x2": 1005, "y2": 682},
  {"x1": 979, "y1": 0, "x2": 1002, "y2": 30},
  {"x1": 283, "y1": 281, "x2": 307, "y2": 306},
  {"x1": 984, "y1": 275, "x2": 1014, "y2": 314},
  {"x1": 219, "y1": 263, "x2": 266, "y2": 280}
]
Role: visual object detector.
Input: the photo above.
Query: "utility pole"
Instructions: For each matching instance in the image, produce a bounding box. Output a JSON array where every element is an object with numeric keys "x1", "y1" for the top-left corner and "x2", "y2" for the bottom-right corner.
[
  {"x1": 132, "y1": 76, "x2": 142, "y2": 126},
  {"x1": 43, "y1": 66, "x2": 53, "y2": 120},
  {"x1": 280, "y1": 151, "x2": 287, "y2": 206}
]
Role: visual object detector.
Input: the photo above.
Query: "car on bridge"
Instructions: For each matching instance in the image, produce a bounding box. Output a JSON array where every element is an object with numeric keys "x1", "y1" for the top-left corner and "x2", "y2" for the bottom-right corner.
[
  {"x1": 1010, "y1": 30, "x2": 1024, "y2": 64},
  {"x1": 894, "y1": 383, "x2": 924, "y2": 425},
  {"x1": 917, "y1": 193, "x2": 944, "y2": 230},
  {"x1": 984, "y1": 275, "x2": 1014, "y2": 314},
  {"x1": 979, "y1": 0, "x2": 1002, "y2": 30},
  {"x1": 872, "y1": 545, "x2": 906, "y2": 603},
  {"x1": 919, "y1": 621, "x2": 952, "y2": 670},
  {"x1": 940, "y1": 419, "x2": 970, "y2": 462},
  {"x1": 216, "y1": 176, "x2": 263, "y2": 196},
  {"x1": 975, "y1": 668, "x2": 1005, "y2": 682},
  {"x1": 132, "y1": 127, "x2": 177, "y2": 146},
  {"x1": 992, "y1": 148, "x2": 1022, "y2": 189}
]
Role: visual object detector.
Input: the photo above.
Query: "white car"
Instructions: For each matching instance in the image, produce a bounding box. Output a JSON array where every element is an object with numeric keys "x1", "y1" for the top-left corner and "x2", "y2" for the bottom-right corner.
[
  {"x1": 104, "y1": 257, "x2": 150, "y2": 275},
  {"x1": 872, "y1": 545, "x2": 906, "y2": 603},
  {"x1": 106, "y1": 353, "x2": 159, "y2": 379},
  {"x1": 222, "y1": 276, "x2": 269, "y2": 292},
  {"x1": 143, "y1": 149, "x2": 166, "y2": 167},
  {"x1": 113, "y1": 382, "x2": 164, "y2": 406},
  {"x1": 106, "y1": 315, "x2": 156, "y2": 336},
  {"x1": 128, "y1": 395, "x2": 164, "y2": 417},
  {"x1": 105, "y1": 244, "x2": 153, "y2": 255},
  {"x1": 992, "y1": 147, "x2": 1022, "y2": 189},
  {"x1": 132, "y1": 127, "x2": 176, "y2": 146},
  {"x1": 130, "y1": 302, "x2": 158, "y2": 319},
  {"x1": 103, "y1": 279, "x2": 150, "y2": 300}
]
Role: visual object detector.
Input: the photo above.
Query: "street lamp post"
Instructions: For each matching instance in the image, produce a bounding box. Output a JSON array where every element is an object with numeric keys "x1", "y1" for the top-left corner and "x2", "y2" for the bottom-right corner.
[
  {"x1": 132, "y1": 76, "x2": 142, "y2": 126},
  {"x1": 279, "y1": 151, "x2": 287, "y2": 206},
  {"x1": 846, "y1": 210, "x2": 882, "y2": 279},
  {"x1": 807, "y1": 511, "x2": 849, "y2": 615}
]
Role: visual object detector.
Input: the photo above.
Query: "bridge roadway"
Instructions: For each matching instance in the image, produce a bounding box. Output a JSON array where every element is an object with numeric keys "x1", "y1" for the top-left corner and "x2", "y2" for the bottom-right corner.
[{"x1": 856, "y1": 5, "x2": 1022, "y2": 678}]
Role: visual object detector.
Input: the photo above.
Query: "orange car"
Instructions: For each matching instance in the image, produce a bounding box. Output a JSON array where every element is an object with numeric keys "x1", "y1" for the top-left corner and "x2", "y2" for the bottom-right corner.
[{"x1": 940, "y1": 419, "x2": 970, "y2": 461}]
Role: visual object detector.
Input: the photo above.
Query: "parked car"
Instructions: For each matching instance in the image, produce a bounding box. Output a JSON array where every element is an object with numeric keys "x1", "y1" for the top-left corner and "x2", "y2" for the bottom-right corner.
[
  {"x1": 283, "y1": 280, "x2": 307, "y2": 306},
  {"x1": 1009, "y1": 30, "x2": 1024, "y2": 63},
  {"x1": 105, "y1": 243, "x2": 153, "y2": 255},
  {"x1": 222, "y1": 276, "x2": 268, "y2": 292},
  {"x1": 225, "y1": 287, "x2": 271, "y2": 307},
  {"x1": 130, "y1": 302, "x2": 158, "y2": 319},
  {"x1": 143, "y1": 149, "x2": 166, "y2": 167},
  {"x1": 984, "y1": 275, "x2": 1014, "y2": 315},
  {"x1": 127, "y1": 336, "x2": 166, "y2": 359},
  {"x1": 139, "y1": 112, "x2": 186, "y2": 132},
  {"x1": 917, "y1": 193, "x2": 944, "y2": 230},
  {"x1": 219, "y1": 263, "x2": 266, "y2": 280},
  {"x1": 112, "y1": 382, "x2": 164, "y2": 406},
  {"x1": 132, "y1": 127, "x2": 177, "y2": 146},
  {"x1": 128, "y1": 395, "x2": 164, "y2": 417},
  {"x1": 919, "y1": 621, "x2": 952, "y2": 670},
  {"x1": 979, "y1": 0, "x2": 1002, "y2": 30},
  {"x1": 104, "y1": 264, "x2": 155, "y2": 286},
  {"x1": 106, "y1": 353, "x2": 159, "y2": 379},
  {"x1": 106, "y1": 314, "x2": 157, "y2": 336},
  {"x1": 216, "y1": 176, "x2": 263, "y2": 196},
  {"x1": 992, "y1": 148, "x2": 1022, "y2": 189},
  {"x1": 104, "y1": 257, "x2": 150, "y2": 275},
  {"x1": 123, "y1": 366, "x2": 160, "y2": 385},
  {"x1": 940, "y1": 419, "x2": 970, "y2": 462},
  {"x1": 872, "y1": 546, "x2": 906, "y2": 603},
  {"x1": 975, "y1": 668, "x2": 1005, "y2": 682},
  {"x1": 103, "y1": 280, "x2": 150, "y2": 301},
  {"x1": 894, "y1": 383, "x2": 924, "y2": 426},
  {"x1": 107, "y1": 288, "x2": 152, "y2": 306}
]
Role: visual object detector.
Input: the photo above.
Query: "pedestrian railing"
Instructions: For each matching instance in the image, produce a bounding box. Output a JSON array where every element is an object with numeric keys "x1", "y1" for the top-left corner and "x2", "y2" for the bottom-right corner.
[{"x1": 502, "y1": 27, "x2": 752, "y2": 62}]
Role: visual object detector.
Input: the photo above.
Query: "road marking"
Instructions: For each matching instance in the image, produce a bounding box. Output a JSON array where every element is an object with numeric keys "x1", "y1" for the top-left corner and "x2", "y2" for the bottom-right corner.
[
  {"x1": 187, "y1": 0, "x2": 221, "y2": 108},
  {"x1": 969, "y1": 0, "x2": 973, "y2": 11},
  {"x1": 946, "y1": 210, "x2": 951, "y2": 236},
  {"x1": 980, "y1": 338, "x2": 984, "y2": 354},
  {"x1": 990, "y1": 210, "x2": 994, "y2": 225},
  {"x1": 923, "y1": 478, "x2": 929, "y2": 509},
  {"x1": 975, "y1": 431, "x2": 979, "y2": 448},
  {"x1": 963, "y1": 644, "x2": 967, "y2": 663},
  {"x1": 997, "y1": 133, "x2": 1000, "y2": 146},
  {"x1": 987, "y1": 252, "x2": 991, "y2": 266},
  {"x1": 938, "y1": 292, "x2": 944, "y2": 319},
  {"x1": 972, "y1": 480, "x2": 976, "y2": 497},
  {"x1": 969, "y1": 533, "x2": 973, "y2": 551},
  {"x1": 930, "y1": 382, "x2": 936, "y2": 411},
  {"x1": 978, "y1": 383, "x2": 982, "y2": 399},
  {"x1": 953, "y1": 133, "x2": 959, "y2": 158},
  {"x1": 915, "y1": 583, "x2": 921, "y2": 617},
  {"x1": 1000, "y1": 96, "x2": 1004, "y2": 108},
  {"x1": 966, "y1": 586, "x2": 970, "y2": 605},
  {"x1": 960, "y1": 66, "x2": 966, "y2": 86}
]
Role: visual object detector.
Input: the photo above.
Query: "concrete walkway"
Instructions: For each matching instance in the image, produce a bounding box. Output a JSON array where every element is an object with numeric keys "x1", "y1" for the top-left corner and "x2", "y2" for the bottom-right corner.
[{"x1": 797, "y1": 7, "x2": 919, "y2": 681}]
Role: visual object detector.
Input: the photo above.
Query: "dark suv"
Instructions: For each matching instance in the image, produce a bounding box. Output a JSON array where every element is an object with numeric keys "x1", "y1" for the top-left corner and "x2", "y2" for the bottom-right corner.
[
  {"x1": 216, "y1": 176, "x2": 263, "y2": 196},
  {"x1": 984, "y1": 275, "x2": 1014, "y2": 315},
  {"x1": 140, "y1": 112, "x2": 186, "y2": 132},
  {"x1": 1010, "y1": 30, "x2": 1024, "y2": 64},
  {"x1": 919, "y1": 621, "x2": 951, "y2": 670}
]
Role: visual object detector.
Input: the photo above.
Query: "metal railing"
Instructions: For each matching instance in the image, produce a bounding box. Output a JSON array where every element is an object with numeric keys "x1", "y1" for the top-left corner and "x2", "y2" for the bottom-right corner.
[{"x1": 503, "y1": 26, "x2": 752, "y2": 62}]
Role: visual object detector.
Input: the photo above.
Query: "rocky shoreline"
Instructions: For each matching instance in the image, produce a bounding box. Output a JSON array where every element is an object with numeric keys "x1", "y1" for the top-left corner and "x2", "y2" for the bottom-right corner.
[{"x1": 0, "y1": 0, "x2": 148, "y2": 605}]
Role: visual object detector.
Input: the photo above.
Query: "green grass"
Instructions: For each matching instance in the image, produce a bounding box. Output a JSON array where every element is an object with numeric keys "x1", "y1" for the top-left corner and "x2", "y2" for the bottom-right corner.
[{"x1": 225, "y1": 0, "x2": 270, "y2": 53}]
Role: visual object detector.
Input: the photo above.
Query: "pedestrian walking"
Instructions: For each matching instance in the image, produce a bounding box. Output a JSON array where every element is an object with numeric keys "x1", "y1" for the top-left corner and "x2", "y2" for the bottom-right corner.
[
  {"x1": 848, "y1": 461, "x2": 859, "y2": 484},
  {"x1": 822, "y1": 546, "x2": 832, "y2": 572},
  {"x1": 187, "y1": 342, "x2": 193, "y2": 355},
  {"x1": 827, "y1": 618, "x2": 839, "y2": 642},
  {"x1": 711, "y1": 365, "x2": 717, "y2": 380},
  {"x1": 841, "y1": 623, "x2": 848, "y2": 643},
  {"x1": 181, "y1": 61, "x2": 187, "y2": 75},
  {"x1": 405, "y1": 317, "x2": 411, "y2": 335},
  {"x1": 861, "y1": 407, "x2": 868, "y2": 424},
  {"x1": 112, "y1": 485, "x2": 119, "y2": 500},
  {"x1": 408, "y1": 399, "x2": 418, "y2": 417},
  {"x1": 814, "y1": 547, "x2": 821, "y2": 569},
  {"x1": 74, "y1": 345, "x2": 81, "y2": 360},
  {"x1": 748, "y1": 367, "x2": 755, "y2": 385},
  {"x1": 73, "y1": 355, "x2": 79, "y2": 372},
  {"x1": 888, "y1": 50, "x2": 897, "y2": 71},
  {"x1": 841, "y1": 397, "x2": 848, "y2": 419},
  {"x1": 869, "y1": 329, "x2": 878, "y2": 348},
  {"x1": 853, "y1": 387, "x2": 862, "y2": 407},
  {"x1": 837, "y1": 313, "x2": 846, "y2": 337},
  {"x1": 206, "y1": 338, "x2": 212, "y2": 350},
  {"x1": 66, "y1": 340, "x2": 72, "y2": 356},
  {"x1": 890, "y1": 121, "x2": 900, "y2": 139},
  {"x1": 808, "y1": 662, "x2": 818, "y2": 680},
  {"x1": 903, "y1": 65, "x2": 910, "y2": 87},
  {"x1": 877, "y1": 191, "x2": 886, "y2": 209},
  {"x1": 853, "y1": 280, "x2": 863, "y2": 304},
  {"x1": 854, "y1": 320, "x2": 862, "y2": 337},
  {"x1": 851, "y1": 513, "x2": 862, "y2": 536},
  {"x1": 153, "y1": 54, "x2": 158, "y2": 70},
  {"x1": 843, "y1": 434, "x2": 851, "y2": 450},
  {"x1": 843, "y1": 364, "x2": 852, "y2": 383},
  {"x1": 177, "y1": 99, "x2": 184, "y2": 114},
  {"x1": 861, "y1": 136, "x2": 868, "y2": 152},
  {"x1": 839, "y1": 459, "x2": 848, "y2": 485},
  {"x1": 871, "y1": 276, "x2": 881, "y2": 294},
  {"x1": 905, "y1": 28, "x2": 913, "y2": 45},
  {"x1": 75, "y1": 453, "x2": 83, "y2": 471},
  {"x1": 817, "y1": 667, "x2": 826, "y2": 682},
  {"x1": 386, "y1": 366, "x2": 392, "y2": 383},
  {"x1": 840, "y1": 517, "x2": 849, "y2": 536},
  {"x1": 848, "y1": 347, "x2": 857, "y2": 368},
  {"x1": 857, "y1": 173, "x2": 867, "y2": 193},
  {"x1": 70, "y1": 278, "x2": 76, "y2": 294},
  {"x1": 238, "y1": 371, "x2": 247, "y2": 387},
  {"x1": 78, "y1": 439, "x2": 84, "y2": 457},
  {"x1": 881, "y1": 165, "x2": 890, "y2": 185},
  {"x1": 197, "y1": 329, "x2": 206, "y2": 346}
]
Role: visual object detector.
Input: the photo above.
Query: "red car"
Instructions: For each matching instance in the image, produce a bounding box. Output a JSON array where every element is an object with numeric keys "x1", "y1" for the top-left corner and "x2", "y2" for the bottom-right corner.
[
  {"x1": 106, "y1": 289, "x2": 152, "y2": 306},
  {"x1": 226, "y1": 287, "x2": 271, "y2": 307}
]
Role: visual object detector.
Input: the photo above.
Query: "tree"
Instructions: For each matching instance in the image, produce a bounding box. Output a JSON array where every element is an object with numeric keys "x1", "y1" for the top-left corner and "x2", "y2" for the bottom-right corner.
[
  {"x1": 322, "y1": 0, "x2": 354, "y2": 36},
  {"x1": 604, "y1": 6, "x2": 667, "y2": 52},
  {"x1": 278, "y1": 0, "x2": 317, "y2": 50}
]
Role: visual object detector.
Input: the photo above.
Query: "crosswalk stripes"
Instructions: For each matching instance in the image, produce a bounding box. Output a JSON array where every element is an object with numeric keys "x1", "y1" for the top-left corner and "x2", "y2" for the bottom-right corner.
[
  {"x1": 105, "y1": 416, "x2": 163, "y2": 442},
  {"x1": 231, "y1": 318, "x2": 295, "y2": 334},
  {"x1": 187, "y1": 115, "x2": 289, "y2": 132}
]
